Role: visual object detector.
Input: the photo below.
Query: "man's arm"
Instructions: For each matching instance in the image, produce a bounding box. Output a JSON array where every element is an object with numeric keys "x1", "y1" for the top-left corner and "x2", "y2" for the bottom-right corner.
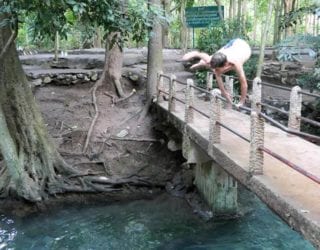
[
  {"x1": 215, "y1": 71, "x2": 233, "y2": 104},
  {"x1": 234, "y1": 63, "x2": 247, "y2": 105},
  {"x1": 182, "y1": 51, "x2": 211, "y2": 69}
]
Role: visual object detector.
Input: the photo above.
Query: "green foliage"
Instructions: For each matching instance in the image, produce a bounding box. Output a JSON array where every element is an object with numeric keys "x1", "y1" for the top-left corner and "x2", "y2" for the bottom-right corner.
[
  {"x1": 279, "y1": 5, "x2": 316, "y2": 30},
  {"x1": 276, "y1": 34, "x2": 320, "y2": 62},
  {"x1": 1, "y1": 0, "x2": 165, "y2": 50},
  {"x1": 243, "y1": 55, "x2": 259, "y2": 80},
  {"x1": 197, "y1": 18, "x2": 252, "y2": 55},
  {"x1": 194, "y1": 69, "x2": 213, "y2": 89},
  {"x1": 297, "y1": 58, "x2": 320, "y2": 91}
]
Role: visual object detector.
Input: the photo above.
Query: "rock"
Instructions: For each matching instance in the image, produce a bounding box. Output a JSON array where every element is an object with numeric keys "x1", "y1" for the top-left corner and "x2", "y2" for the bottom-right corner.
[
  {"x1": 167, "y1": 139, "x2": 181, "y2": 151},
  {"x1": 129, "y1": 72, "x2": 139, "y2": 82},
  {"x1": 84, "y1": 75, "x2": 90, "y2": 82},
  {"x1": 43, "y1": 76, "x2": 52, "y2": 84},
  {"x1": 116, "y1": 129, "x2": 129, "y2": 138},
  {"x1": 31, "y1": 78, "x2": 42, "y2": 86},
  {"x1": 77, "y1": 73, "x2": 84, "y2": 79},
  {"x1": 91, "y1": 73, "x2": 98, "y2": 81},
  {"x1": 57, "y1": 74, "x2": 65, "y2": 80}
]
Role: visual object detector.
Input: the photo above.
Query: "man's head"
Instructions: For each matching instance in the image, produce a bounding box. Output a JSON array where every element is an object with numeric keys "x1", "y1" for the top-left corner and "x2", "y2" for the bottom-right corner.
[{"x1": 210, "y1": 52, "x2": 227, "y2": 68}]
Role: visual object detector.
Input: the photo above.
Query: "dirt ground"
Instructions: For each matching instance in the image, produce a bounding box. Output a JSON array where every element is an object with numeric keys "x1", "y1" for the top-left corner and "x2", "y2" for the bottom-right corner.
[
  {"x1": 34, "y1": 78, "x2": 187, "y2": 194},
  {"x1": 21, "y1": 77, "x2": 215, "y2": 220}
]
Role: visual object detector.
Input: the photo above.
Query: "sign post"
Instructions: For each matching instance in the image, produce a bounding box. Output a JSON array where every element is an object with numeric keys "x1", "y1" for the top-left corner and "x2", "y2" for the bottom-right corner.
[{"x1": 185, "y1": 6, "x2": 224, "y2": 47}]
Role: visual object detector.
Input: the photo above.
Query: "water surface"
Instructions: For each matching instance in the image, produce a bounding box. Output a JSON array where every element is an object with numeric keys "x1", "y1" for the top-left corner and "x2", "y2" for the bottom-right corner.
[{"x1": 0, "y1": 189, "x2": 315, "y2": 250}]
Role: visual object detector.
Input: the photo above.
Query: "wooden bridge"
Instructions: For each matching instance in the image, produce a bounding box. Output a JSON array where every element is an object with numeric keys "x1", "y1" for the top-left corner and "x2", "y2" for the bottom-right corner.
[{"x1": 155, "y1": 72, "x2": 320, "y2": 248}]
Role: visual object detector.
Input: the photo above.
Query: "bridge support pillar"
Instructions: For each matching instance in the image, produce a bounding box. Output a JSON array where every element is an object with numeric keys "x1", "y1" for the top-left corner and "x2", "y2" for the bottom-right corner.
[
  {"x1": 184, "y1": 139, "x2": 238, "y2": 216},
  {"x1": 195, "y1": 161, "x2": 238, "y2": 215}
]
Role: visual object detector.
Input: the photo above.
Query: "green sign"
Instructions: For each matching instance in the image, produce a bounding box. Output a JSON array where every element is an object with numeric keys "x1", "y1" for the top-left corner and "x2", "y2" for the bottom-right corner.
[{"x1": 185, "y1": 6, "x2": 224, "y2": 28}]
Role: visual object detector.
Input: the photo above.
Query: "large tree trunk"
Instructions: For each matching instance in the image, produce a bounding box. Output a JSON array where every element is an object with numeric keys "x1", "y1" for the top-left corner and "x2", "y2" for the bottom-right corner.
[
  {"x1": 162, "y1": 0, "x2": 171, "y2": 48},
  {"x1": 180, "y1": 0, "x2": 188, "y2": 52},
  {"x1": 229, "y1": 0, "x2": 233, "y2": 19},
  {"x1": 256, "y1": 0, "x2": 274, "y2": 78},
  {"x1": 0, "y1": 19, "x2": 76, "y2": 202},
  {"x1": 100, "y1": 0, "x2": 127, "y2": 98},
  {"x1": 283, "y1": 0, "x2": 294, "y2": 37},
  {"x1": 253, "y1": 0, "x2": 258, "y2": 42},
  {"x1": 102, "y1": 32, "x2": 125, "y2": 97},
  {"x1": 214, "y1": 0, "x2": 224, "y2": 20},
  {"x1": 146, "y1": 0, "x2": 163, "y2": 101},
  {"x1": 237, "y1": 0, "x2": 242, "y2": 35},
  {"x1": 273, "y1": 0, "x2": 281, "y2": 45},
  {"x1": 93, "y1": 26, "x2": 102, "y2": 48},
  {"x1": 54, "y1": 31, "x2": 59, "y2": 62}
]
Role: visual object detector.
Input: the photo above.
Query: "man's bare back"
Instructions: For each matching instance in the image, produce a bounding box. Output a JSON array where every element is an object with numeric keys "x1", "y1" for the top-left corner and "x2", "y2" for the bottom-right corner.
[{"x1": 182, "y1": 38, "x2": 251, "y2": 107}]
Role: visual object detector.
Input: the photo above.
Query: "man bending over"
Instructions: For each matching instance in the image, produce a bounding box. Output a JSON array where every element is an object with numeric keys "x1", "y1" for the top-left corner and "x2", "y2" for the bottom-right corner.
[{"x1": 182, "y1": 38, "x2": 251, "y2": 107}]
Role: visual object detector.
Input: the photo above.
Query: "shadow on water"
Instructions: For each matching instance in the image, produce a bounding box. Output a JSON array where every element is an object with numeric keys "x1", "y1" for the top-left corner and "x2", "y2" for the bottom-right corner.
[{"x1": 0, "y1": 187, "x2": 315, "y2": 250}]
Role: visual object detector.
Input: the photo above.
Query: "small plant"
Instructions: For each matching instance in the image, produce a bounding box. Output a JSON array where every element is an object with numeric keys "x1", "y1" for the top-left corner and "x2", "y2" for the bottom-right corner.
[{"x1": 297, "y1": 58, "x2": 320, "y2": 92}]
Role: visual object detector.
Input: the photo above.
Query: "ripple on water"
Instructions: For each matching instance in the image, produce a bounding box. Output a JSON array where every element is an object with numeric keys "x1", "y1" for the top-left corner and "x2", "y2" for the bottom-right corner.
[{"x1": 0, "y1": 191, "x2": 316, "y2": 250}]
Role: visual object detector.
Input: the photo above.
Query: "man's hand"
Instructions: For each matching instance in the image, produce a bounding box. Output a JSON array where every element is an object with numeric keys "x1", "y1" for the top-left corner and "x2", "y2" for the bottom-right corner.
[{"x1": 234, "y1": 101, "x2": 244, "y2": 109}]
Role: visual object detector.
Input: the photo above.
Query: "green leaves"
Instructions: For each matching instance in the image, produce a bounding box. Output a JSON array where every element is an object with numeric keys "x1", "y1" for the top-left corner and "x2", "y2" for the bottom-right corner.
[{"x1": 2, "y1": 0, "x2": 166, "y2": 49}]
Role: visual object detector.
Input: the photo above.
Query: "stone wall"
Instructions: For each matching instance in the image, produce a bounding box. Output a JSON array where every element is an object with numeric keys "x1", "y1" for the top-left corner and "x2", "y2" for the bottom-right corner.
[{"x1": 262, "y1": 60, "x2": 313, "y2": 86}]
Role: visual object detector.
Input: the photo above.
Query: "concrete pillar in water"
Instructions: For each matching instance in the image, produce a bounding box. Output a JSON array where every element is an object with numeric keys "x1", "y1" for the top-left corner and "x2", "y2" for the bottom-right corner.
[
  {"x1": 185, "y1": 140, "x2": 238, "y2": 215},
  {"x1": 194, "y1": 161, "x2": 238, "y2": 215}
]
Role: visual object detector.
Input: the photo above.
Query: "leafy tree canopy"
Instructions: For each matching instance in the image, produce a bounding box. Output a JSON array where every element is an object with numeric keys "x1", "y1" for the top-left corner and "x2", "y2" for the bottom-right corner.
[{"x1": 0, "y1": 0, "x2": 164, "y2": 46}]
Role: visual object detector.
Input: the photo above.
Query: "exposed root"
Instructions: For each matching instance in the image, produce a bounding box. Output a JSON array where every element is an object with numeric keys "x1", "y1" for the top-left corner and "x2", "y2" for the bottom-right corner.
[
  {"x1": 138, "y1": 98, "x2": 153, "y2": 124},
  {"x1": 83, "y1": 83, "x2": 100, "y2": 153},
  {"x1": 104, "y1": 91, "x2": 116, "y2": 105},
  {"x1": 114, "y1": 89, "x2": 136, "y2": 104},
  {"x1": 105, "y1": 88, "x2": 136, "y2": 105},
  {"x1": 109, "y1": 137, "x2": 160, "y2": 142}
]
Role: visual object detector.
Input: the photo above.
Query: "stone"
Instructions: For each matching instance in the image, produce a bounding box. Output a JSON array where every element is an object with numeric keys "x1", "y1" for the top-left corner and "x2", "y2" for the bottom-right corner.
[
  {"x1": 167, "y1": 139, "x2": 181, "y2": 151},
  {"x1": 57, "y1": 74, "x2": 65, "y2": 80},
  {"x1": 43, "y1": 76, "x2": 52, "y2": 84},
  {"x1": 77, "y1": 74, "x2": 84, "y2": 79},
  {"x1": 129, "y1": 73, "x2": 139, "y2": 82},
  {"x1": 91, "y1": 73, "x2": 98, "y2": 81},
  {"x1": 31, "y1": 78, "x2": 42, "y2": 86}
]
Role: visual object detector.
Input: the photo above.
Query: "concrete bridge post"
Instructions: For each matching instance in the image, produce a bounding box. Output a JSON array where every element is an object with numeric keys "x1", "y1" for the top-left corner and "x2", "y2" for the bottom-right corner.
[
  {"x1": 288, "y1": 86, "x2": 302, "y2": 131},
  {"x1": 184, "y1": 139, "x2": 238, "y2": 215},
  {"x1": 208, "y1": 89, "x2": 222, "y2": 154},
  {"x1": 156, "y1": 71, "x2": 164, "y2": 104},
  {"x1": 185, "y1": 79, "x2": 194, "y2": 123},
  {"x1": 206, "y1": 72, "x2": 213, "y2": 90},
  {"x1": 224, "y1": 75, "x2": 234, "y2": 100},
  {"x1": 252, "y1": 77, "x2": 262, "y2": 112},
  {"x1": 168, "y1": 74, "x2": 176, "y2": 112},
  {"x1": 249, "y1": 111, "x2": 265, "y2": 175}
]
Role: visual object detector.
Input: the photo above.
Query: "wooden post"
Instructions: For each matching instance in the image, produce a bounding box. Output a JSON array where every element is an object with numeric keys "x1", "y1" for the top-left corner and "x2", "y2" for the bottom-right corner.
[
  {"x1": 288, "y1": 86, "x2": 302, "y2": 131},
  {"x1": 206, "y1": 72, "x2": 213, "y2": 90},
  {"x1": 185, "y1": 78, "x2": 194, "y2": 124},
  {"x1": 251, "y1": 77, "x2": 262, "y2": 112},
  {"x1": 156, "y1": 71, "x2": 164, "y2": 104},
  {"x1": 168, "y1": 74, "x2": 176, "y2": 112},
  {"x1": 249, "y1": 111, "x2": 264, "y2": 175},
  {"x1": 208, "y1": 89, "x2": 222, "y2": 153}
]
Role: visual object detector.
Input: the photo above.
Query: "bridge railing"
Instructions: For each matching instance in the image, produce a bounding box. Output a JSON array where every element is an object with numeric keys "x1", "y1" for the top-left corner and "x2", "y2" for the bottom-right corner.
[
  {"x1": 156, "y1": 71, "x2": 320, "y2": 185},
  {"x1": 211, "y1": 73, "x2": 320, "y2": 140}
]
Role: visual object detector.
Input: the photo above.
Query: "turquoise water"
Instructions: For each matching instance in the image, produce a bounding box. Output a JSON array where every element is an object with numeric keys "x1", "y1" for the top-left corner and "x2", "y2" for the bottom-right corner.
[{"x1": 0, "y1": 189, "x2": 315, "y2": 250}]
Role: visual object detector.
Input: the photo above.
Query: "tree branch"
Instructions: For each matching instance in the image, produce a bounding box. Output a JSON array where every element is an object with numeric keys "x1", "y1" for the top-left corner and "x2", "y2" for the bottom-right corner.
[{"x1": 0, "y1": 30, "x2": 17, "y2": 61}]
